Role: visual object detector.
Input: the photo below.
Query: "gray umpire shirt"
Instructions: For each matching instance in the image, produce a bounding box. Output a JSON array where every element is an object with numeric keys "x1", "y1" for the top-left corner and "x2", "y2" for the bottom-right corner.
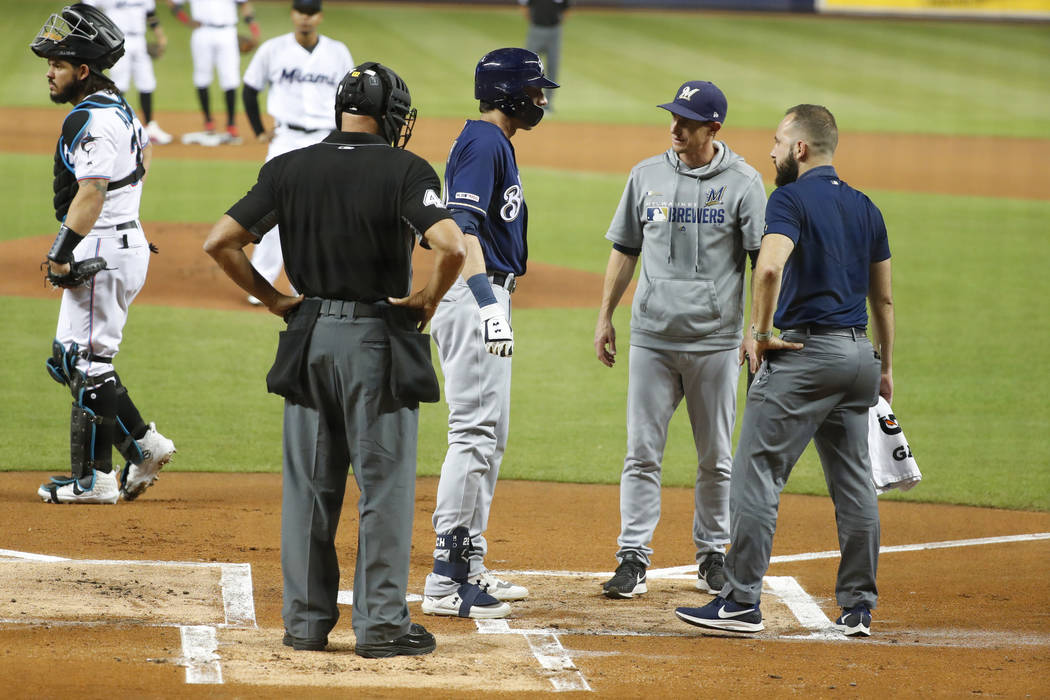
[{"x1": 606, "y1": 142, "x2": 766, "y2": 352}]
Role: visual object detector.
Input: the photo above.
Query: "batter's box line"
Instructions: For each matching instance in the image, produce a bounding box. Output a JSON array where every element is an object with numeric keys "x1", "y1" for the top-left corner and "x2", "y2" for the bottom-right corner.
[{"x1": 0, "y1": 550, "x2": 258, "y2": 629}]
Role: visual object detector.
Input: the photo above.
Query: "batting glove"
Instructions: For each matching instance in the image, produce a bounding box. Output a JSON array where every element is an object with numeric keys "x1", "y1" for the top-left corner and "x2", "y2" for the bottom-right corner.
[{"x1": 479, "y1": 303, "x2": 513, "y2": 357}]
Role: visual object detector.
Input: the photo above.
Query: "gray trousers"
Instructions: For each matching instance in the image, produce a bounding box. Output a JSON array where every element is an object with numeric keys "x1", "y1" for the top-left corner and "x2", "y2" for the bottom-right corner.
[
  {"x1": 617, "y1": 345, "x2": 738, "y2": 566},
  {"x1": 525, "y1": 24, "x2": 562, "y2": 106},
  {"x1": 425, "y1": 279, "x2": 513, "y2": 597},
  {"x1": 281, "y1": 314, "x2": 418, "y2": 645},
  {"x1": 724, "y1": 331, "x2": 881, "y2": 609}
]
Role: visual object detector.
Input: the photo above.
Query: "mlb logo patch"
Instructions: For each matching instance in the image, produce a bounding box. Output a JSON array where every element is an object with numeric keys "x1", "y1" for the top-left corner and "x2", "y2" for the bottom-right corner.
[{"x1": 646, "y1": 206, "x2": 669, "y2": 222}]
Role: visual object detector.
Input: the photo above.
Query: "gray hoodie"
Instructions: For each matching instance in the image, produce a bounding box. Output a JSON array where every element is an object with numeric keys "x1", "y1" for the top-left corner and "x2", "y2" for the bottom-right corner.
[{"x1": 606, "y1": 141, "x2": 766, "y2": 352}]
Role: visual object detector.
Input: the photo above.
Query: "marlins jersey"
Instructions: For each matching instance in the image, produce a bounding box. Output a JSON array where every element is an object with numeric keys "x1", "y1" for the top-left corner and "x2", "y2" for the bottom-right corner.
[
  {"x1": 172, "y1": 0, "x2": 244, "y2": 25},
  {"x1": 55, "y1": 91, "x2": 147, "y2": 228},
  {"x1": 242, "y1": 34, "x2": 353, "y2": 131},
  {"x1": 444, "y1": 119, "x2": 527, "y2": 276},
  {"x1": 83, "y1": 0, "x2": 154, "y2": 35}
]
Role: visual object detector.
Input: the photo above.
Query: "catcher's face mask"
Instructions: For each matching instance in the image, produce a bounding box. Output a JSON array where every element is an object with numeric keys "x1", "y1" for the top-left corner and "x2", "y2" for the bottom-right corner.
[{"x1": 31, "y1": 8, "x2": 98, "y2": 54}]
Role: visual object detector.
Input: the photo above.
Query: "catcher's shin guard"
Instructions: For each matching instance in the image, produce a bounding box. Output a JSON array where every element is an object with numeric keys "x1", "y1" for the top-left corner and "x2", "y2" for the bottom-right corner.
[
  {"x1": 432, "y1": 526, "x2": 472, "y2": 582},
  {"x1": 112, "y1": 373, "x2": 147, "y2": 465},
  {"x1": 69, "y1": 376, "x2": 117, "y2": 478}
]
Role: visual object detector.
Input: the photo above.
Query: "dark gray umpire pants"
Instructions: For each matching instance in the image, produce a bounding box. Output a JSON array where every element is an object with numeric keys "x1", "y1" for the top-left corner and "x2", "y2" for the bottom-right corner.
[
  {"x1": 281, "y1": 311, "x2": 417, "y2": 645},
  {"x1": 724, "y1": 330, "x2": 882, "y2": 610}
]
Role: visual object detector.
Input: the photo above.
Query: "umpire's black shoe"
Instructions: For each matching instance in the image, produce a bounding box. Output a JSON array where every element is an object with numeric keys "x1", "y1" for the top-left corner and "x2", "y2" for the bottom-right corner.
[
  {"x1": 282, "y1": 632, "x2": 328, "y2": 651},
  {"x1": 354, "y1": 623, "x2": 436, "y2": 659}
]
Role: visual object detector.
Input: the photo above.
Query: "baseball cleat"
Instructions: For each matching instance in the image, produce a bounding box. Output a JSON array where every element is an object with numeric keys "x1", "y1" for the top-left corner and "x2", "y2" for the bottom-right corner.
[
  {"x1": 120, "y1": 422, "x2": 175, "y2": 501},
  {"x1": 146, "y1": 120, "x2": 173, "y2": 145},
  {"x1": 282, "y1": 632, "x2": 328, "y2": 651},
  {"x1": 247, "y1": 294, "x2": 264, "y2": 306},
  {"x1": 38, "y1": 469, "x2": 119, "y2": 505},
  {"x1": 696, "y1": 552, "x2": 727, "y2": 594},
  {"x1": 421, "y1": 583, "x2": 511, "y2": 619},
  {"x1": 469, "y1": 571, "x2": 529, "y2": 601},
  {"x1": 602, "y1": 554, "x2": 647, "y2": 599},
  {"x1": 674, "y1": 595, "x2": 764, "y2": 633},
  {"x1": 355, "y1": 623, "x2": 436, "y2": 658},
  {"x1": 833, "y1": 606, "x2": 872, "y2": 637}
]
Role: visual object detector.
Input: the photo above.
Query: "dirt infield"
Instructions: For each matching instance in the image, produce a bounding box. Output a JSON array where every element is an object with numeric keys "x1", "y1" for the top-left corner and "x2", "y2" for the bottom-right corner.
[{"x1": 2, "y1": 106, "x2": 1049, "y2": 695}]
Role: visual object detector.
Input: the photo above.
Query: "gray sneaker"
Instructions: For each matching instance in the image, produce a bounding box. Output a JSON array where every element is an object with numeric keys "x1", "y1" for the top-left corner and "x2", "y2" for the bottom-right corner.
[
  {"x1": 602, "y1": 554, "x2": 647, "y2": 599},
  {"x1": 696, "y1": 552, "x2": 727, "y2": 593}
]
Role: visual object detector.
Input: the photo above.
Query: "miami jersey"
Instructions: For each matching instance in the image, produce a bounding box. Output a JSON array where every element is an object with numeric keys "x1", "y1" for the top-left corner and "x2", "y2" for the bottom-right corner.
[
  {"x1": 242, "y1": 33, "x2": 353, "y2": 131},
  {"x1": 83, "y1": 0, "x2": 155, "y2": 34},
  {"x1": 172, "y1": 0, "x2": 244, "y2": 25},
  {"x1": 444, "y1": 119, "x2": 527, "y2": 276}
]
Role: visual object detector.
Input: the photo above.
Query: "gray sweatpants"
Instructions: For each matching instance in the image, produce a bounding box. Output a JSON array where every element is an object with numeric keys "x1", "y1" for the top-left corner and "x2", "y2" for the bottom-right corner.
[
  {"x1": 724, "y1": 331, "x2": 882, "y2": 609},
  {"x1": 425, "y1": 278, "x2": 513, "y2": 597},
  {"x1": 525, "y1": 24, "x2": 562, "y2": 106},
  {"x1": 281, "y1": 314, "x2": 418, "y2": 645},
  {"x1": 616, "y1": 345, "x2": 738, "y2": 566}
]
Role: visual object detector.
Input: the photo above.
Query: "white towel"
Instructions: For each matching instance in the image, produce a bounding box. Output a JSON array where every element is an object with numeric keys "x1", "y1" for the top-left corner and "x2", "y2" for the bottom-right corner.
[{"x1": 868, "y1": 396, "x2": 922, "y2": 494}]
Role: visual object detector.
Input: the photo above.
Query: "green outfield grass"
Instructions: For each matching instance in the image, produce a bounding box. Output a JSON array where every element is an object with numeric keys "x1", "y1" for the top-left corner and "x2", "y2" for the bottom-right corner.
[
  {"x1": 3, "y1": 2, "x2": 1048, "y2": 137},
  {"x1": 2, "y1": 4, "x2": 1047, "y2": 511}
]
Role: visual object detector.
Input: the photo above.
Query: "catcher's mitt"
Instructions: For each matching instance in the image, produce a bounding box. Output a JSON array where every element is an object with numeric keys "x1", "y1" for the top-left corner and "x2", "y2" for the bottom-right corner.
[
  {"x1": 147, "y1": 41, "x2": 164, "y2": 59},
  {"x1": 44, "y1": 256, "x2": 107, "y2": 289},
  {"x1": 238, "y1": 34, "x2": 258, "y2": 54}
]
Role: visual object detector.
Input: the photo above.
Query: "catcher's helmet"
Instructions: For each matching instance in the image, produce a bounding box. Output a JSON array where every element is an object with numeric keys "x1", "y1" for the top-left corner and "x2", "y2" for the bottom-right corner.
[
  {"x1": 474, "y1": 48, "x2": 558, "y2": 128},
  {"x1": 30, "y1": 3, "x2": 125, "y2": 70},
  {"x1": 334, "y1": 62, "x2": 417, "y2": 148}
]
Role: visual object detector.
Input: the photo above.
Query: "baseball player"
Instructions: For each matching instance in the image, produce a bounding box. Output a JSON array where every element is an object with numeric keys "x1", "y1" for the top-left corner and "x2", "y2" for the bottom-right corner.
[
  {"x1": 421, "y1": 48, "x2": 557, "y2": 620},
  {"x1": 594, "y1": 81, "x2": 766, "y2": 599},
  {"x1": 84, "y1": 0, "x2": 173, "y2": 145},
  {"x1": 675, "y1": 104, "x2": 893, "y2": 638},
  {"x1": 241, "y1": 0, "x2": 352, "y2": 305},
  {"x1": 169, "y1": 0, "x2": 259, "y2": 144},
  {"x1": 31, "y1": 3, "x2": 175, "y2": 505}
]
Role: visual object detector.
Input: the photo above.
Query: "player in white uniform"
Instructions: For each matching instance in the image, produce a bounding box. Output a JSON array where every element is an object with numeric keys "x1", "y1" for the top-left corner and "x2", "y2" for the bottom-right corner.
[
  {"x1": 32, "y1": 3, "x2": 175, "y2": 505},
  {"x1": 84, "y1": 0, "x2": 173, "y2": 145},
  {"x1": 241, "y1": 0, "x2": 352, "y2": 304},
  {"x1": 170, "y1": 0, "x2": 259, "y2": 144}
]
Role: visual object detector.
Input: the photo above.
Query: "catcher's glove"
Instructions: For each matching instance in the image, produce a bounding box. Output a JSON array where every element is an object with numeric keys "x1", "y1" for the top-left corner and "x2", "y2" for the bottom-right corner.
[
  {"x1": 147, "y1": 41, "x2": 164, "y2": 59},
  {"x1": 238, "y1": 34, "x2": 258, "y2": 54},
  {"x1": 44, "y1": 256, "x2": 108, "y2": 289}
]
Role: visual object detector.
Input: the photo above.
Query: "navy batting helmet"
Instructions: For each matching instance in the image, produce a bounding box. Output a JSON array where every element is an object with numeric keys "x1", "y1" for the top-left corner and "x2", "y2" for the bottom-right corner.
[
  {"x1": 334, "y1": 62, "x2": 417, "y2": 148},
  {"x1": 474, "y1": 48, "x2": 558, "y2": 128},
  {"x1": 30, "y1": 4, "x2": 125, "y2": 71}
]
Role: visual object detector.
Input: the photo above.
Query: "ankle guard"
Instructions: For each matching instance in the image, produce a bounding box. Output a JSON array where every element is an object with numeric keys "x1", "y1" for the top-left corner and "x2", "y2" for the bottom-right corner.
[{"x1": 432, "y1": 526, "x2": 472, "y2": 582}]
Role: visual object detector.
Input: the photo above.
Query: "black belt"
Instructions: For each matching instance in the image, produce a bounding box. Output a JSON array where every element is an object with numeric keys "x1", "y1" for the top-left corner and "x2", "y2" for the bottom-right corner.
[
  {"x1": 782, "y1": 326, "x2": 867, "y2": 339},
  {"x1": 116, "y1": 220, "x2": 138, "y2": 231},
  {"x1": 316, "y1": 299, "x2": 383, "y2": 318},
  {"x1": 281, "y1": 122, "x2": 326, "y2": 133},
  {"x1": 488, "y1": 271, "x2": 517, "y2": 293}
]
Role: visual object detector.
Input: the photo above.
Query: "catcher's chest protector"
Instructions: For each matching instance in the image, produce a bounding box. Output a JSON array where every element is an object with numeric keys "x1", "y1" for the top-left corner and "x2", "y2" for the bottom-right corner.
[{"x1": 52, "y1": 95, "x2": 145, "y2": 222}]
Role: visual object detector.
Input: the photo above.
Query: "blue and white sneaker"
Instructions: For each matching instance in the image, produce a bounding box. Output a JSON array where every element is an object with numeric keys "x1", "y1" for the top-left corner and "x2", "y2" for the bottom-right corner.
[
  {"x1": 674, "y1": 595, "x2": 765, "y2": 633},
  {"x1": 834, "y1": 606, "x2": 872, "y2": 637}
]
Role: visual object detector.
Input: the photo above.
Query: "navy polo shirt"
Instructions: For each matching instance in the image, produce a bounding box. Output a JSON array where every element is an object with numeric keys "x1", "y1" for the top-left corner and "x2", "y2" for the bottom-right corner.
[{"x1": 764, "y1": 165, "x2": 890, "y2": 330}]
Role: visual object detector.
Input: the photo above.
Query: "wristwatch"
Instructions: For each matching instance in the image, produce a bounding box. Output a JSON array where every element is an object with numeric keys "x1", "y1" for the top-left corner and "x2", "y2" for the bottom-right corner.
[{"x1": 751, "y1": 326, "x2": 773, "y2": 342}]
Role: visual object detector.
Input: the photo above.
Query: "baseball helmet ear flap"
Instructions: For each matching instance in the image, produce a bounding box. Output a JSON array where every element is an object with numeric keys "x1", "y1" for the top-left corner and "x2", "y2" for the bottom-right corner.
[
  {"x1": 30, "y1": 3, "x2": 125, "y2": 71},
  {"x1": 334, "y1": 62, "x2": 417, "y2": 148}
]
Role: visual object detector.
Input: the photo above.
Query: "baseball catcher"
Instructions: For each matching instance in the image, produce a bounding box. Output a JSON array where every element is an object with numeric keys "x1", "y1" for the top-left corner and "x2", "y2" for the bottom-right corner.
[{"x1": 32, "y1": 3, "x2": 175, "y2": 505}]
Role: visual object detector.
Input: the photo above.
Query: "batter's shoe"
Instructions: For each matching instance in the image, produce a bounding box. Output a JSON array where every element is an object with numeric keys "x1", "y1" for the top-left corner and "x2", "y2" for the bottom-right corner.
[
  {"x1": 38, "y1": 469, "x2": 119, "y2": 505},
  {"x1": 247, "y1": 295, "x2": 263, "y2": 306},
  {"x1": 602, "y1": 554, "x2": 647, "y2": 599},
  {"x1": 146, "y1": 121, "x2": 173, "y2": 145},
  {"x1": 834, "y1": 606, "x2": 872, "y2": 637},
  {"x1": 696, "y1": 552, "x2": 727, "y2": 594},
  {"x1": 355, "y1": 623, "x2": 436, "y2": 658},
  {"x1": 282, "y1": 632, "x2": 327, "y2": 651},
  {"x1": 674, "y1": 595, "x2": 764, "y2": 633},
  {"x1": 422, "y1": 583, "x2": 511, "y2": 619},
  {"x1": 120, "y1": 423, "x2": 176, "y2": 501},
  {"x1": 469, "y1": 571, "x2": 529, "y2": 601}
]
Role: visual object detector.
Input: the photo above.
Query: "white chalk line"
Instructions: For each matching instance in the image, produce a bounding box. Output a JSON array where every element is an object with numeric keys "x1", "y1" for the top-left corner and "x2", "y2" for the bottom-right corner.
[
  {"x1": 476, "y1": 619, "x2": 592, "y2": 692},
  {"x1": 0, "y1": 550, "x2": 258, "y2": 685},
  {"x1": 499, "y1": 532, "x2": 1050, "y2": 580}
]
